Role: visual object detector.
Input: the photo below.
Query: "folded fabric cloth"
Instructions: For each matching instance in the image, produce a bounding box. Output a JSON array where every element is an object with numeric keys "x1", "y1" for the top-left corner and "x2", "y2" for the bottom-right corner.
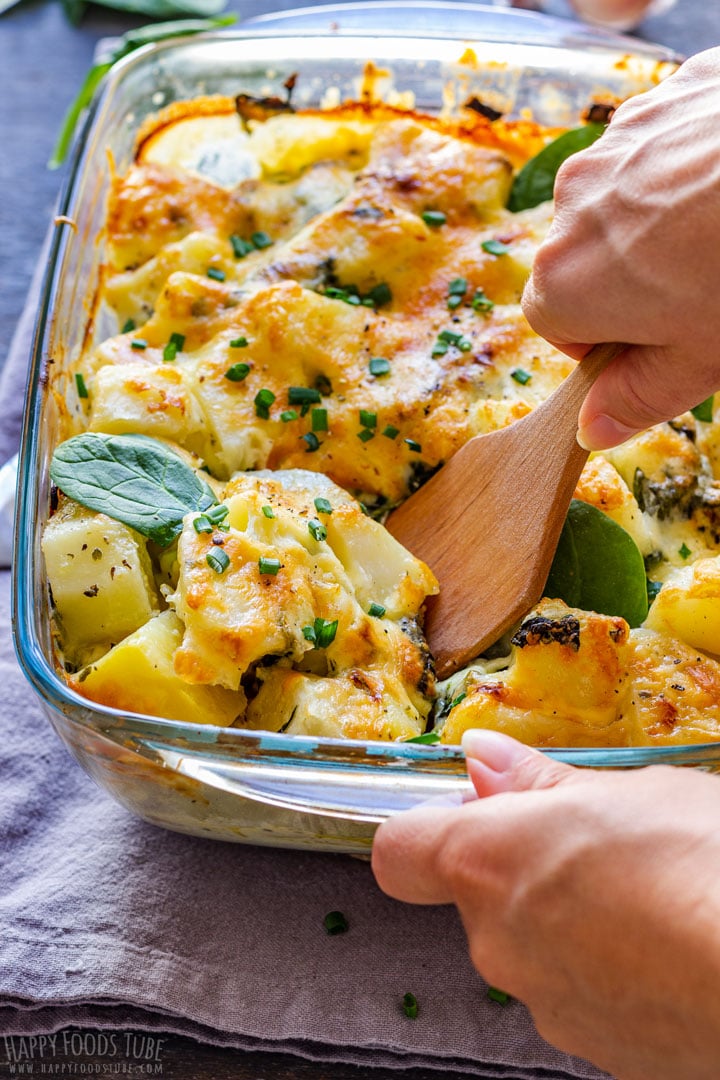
[{"x1": 0, "y1": 258, "x2": 611, "y2": 1080}]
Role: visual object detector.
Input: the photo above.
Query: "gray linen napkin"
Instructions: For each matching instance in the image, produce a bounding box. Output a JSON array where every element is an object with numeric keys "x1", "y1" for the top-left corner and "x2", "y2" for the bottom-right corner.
[{"x1": 0, "y1": 264, "x2": 612, "y2": 1080}]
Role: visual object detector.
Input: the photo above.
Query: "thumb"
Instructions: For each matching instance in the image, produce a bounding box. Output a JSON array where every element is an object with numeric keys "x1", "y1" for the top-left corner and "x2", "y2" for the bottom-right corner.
[
  {"x1": 461, "y1": 730, "x2": 577, "y2": 797},
  {"x1": 577, "y1": 343, "x2": 717, "y2": 451}
]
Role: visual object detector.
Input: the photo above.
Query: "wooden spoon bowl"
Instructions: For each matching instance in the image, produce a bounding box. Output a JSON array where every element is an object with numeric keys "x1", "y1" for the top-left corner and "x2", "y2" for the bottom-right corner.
[{"x1": 386, "y1": 342, "x2": 623, "y2": 679}]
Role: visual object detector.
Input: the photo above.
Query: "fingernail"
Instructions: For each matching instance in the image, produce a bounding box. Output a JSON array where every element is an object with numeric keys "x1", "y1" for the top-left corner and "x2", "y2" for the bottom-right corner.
[
  {"x1": 577, "y1": 414, "x2": 638, "y2": 451},
  {"x1": 461, "y1": 729, "x2": 532, "y2": 773}
]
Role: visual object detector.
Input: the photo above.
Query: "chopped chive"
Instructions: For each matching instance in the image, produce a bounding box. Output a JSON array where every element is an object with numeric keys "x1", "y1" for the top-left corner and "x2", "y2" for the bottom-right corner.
[
  {"x1": 367, "y1": 282, "x2": 392, "y2": 307},
  {"x1": 121, "y1": 317, "x2": 136, "y2": 334},
  {"x1": 130, "y1": 339, "x2": 148, "y2": 350},
  {"x1": 404, "y1": 731, "x2": 441, "y2": 744},
  {"x1": 254, "y1": 388, "x2": 275, "y2": 419},
  {"x1": 258, "y1": 556, "x2": 281, "y2": 575},
  {"x1": 75, "y1": 373, "x2": 88, "y2": 399},
  {"x1": 450, "y1": 692, "x2": 467, "y2": 709},
  {"x1": 193, "y1": 514, "x2": 213, "y2": 534},
  {"x1": 679, "y1": 542, "x2": 692, "y2": 560},
  {"x1": 511, "y1": 367, "x2": 532, "y2": 385},
  {"x1": 472, "y1": 289, "x2": 494, "y2": 313},
  {"x1": 206, "y1": 266, "x2": 226, "y2": 282},
  {"x1": 315, "y1": 618, "x2": 338, "y2": 648},
  {"x1": 280, "y1": 409, "x2": 299, "y2": 423},
  {"x1": 402, "y1": 993, "x2": 419, "y2": 1019},
  {"x1": 229, "y1": 336, "x2": 248, "y2": 348},
  {"x1": 261, "y1": 505, "x2": 275, "y2": 519},
  {"x1": 308, "y1": 519, "x2": 327, "y2": 542},
  {"x1": 302, "y1": 432, "x2": 321, "y2": 452},
  {"x1": 482, "y1": 238, "x2": 510, "y2": 256},
  {"x1": 206, "y1": 548, "x2": 230, "y2": 574},
  {"x1": 369, "y1": 357, "x2": 391, "y2": 377},
  {"x1": 448, "y1": 277, "x2": 467, "y2": 295},
  {"x1": 439, "y1": 329, "x2": 463, "y2": 345},
  {"x1": 431, "y1": 341, "x2": 448, "y2": 358},
  {"x1": 225, "y1": 362, "x2": 251, "y2": 382},
  {"x1": 647, "y1": 580, "x2": 662, "y2": 602},
  {"x1": 314, "y1": 497, "x2": 333, "y2": 515},
  {"x1": 382, "y1": 425, "x2": 400, "y2": 440},
  {"x1": 691, "y1": 395, "x2": 714, "y2": 423},
  {"x1": 314, "y1": 373, "x2": 333, "y2": 396},
  {"x1": 251, "y1": 231, "x2": 273, "y2": 249},
  {"x1": 323, "y1": 910, "x2": 349, "y2": 935},
  {"x1": 169, "y1": 331, "x2": 185, "y2": 350},
  {"x1": 204, "y1": 504, "x2": 229, "y2": 525},
  {"x1": 230, "y1": 235, "x2": 254, "y2": 259},
  {"x1": 163, "y1": 341, "x2": 178, "y2": 363},
  {"x1": 447, "y1": 294, "x2": 464, "y2": 310},
  {"x1": 421, "y1": 210, "x2": 446, "y2": 227},
  {"x1": 302, "y1": 625, "x2": 317, "y2": 644},
  {"x1": 458, "y1": 336, "x2": 472, "y2": 352},
  {"x1": 359, "y1": 409, "x2": 377, "y2": 429},
  {"x1": 405, "y1": 439, "x2": 422, "y2": 453},
  {"x1": 358, "y1": 428, "x2": 375, "y2": 443},
  {"x1": 368, "y1": 602, "x2": 386, "y2": 618},
  {"x1": 311, "y1": 407, "x2": 328, "y2": 432},
  {"x1": 487, "y1": 987, "x2": 511, "y2": 1006},
  {"x1": 288, "y1": 386, "x2": 322, "y2": 405}
]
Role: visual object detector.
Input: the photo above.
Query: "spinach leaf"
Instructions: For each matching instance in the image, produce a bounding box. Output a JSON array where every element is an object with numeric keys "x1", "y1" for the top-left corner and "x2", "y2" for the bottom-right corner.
[
  {"x1": 508, "y1": 123, "x2": 605, "y2": 213},
  {"x1": 49, "y1": 14, "x2": 236, "y2": 168},
  {"x1": 50, "y1": 433, "x2": 217, "y2": 547},
  {"x1": 544, "y1": 499, "x2": 648, "y2": 627},
  {"x1": 691, "y1": 395, "x2": 714, "y2": 423},
  {"x1": 87, "y1": 0, "x2": 227, "y2": 18},
  {"x1": 403, "y1": 731, "x2": 441, "y2": 745}
]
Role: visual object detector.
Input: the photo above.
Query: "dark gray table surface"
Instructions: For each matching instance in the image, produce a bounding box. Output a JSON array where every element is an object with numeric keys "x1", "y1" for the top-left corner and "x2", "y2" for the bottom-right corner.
[{"x1": 1, "y1": 1, "x2": 719, "y2": 1078}]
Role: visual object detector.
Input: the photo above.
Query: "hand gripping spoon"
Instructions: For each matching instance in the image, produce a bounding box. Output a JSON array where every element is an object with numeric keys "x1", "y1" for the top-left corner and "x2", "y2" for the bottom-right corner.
[{"x1": 385, "y1": 342, "x2": 623, "y2": 679}]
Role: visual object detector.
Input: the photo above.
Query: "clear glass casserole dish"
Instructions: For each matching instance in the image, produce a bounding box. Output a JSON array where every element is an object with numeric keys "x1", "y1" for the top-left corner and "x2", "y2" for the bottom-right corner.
[{"x1": 16, "y1": 1, "x2": 717, "y2": 856}]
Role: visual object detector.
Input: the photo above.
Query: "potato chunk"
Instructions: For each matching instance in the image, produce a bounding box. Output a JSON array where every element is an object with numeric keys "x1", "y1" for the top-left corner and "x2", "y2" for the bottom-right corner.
[{"x1": 42, "y1": 499, "x2": 159, "y2": 665}]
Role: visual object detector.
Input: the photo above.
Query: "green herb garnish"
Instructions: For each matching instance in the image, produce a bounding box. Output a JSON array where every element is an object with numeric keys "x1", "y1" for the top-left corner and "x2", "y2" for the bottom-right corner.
[
  {"x1": 369, "y1": 357, "x2": 391, "y2": 377},
  {"x1": 280, "y1": 409, "x2": 298, "y2": 423},
  {"x1": 121, "y1": 318, "x2": 136, "y2": 334},
  {"x1": 358, "y1": 429, "x2": 375, "y2": 443},
  {"x1": 75, "y1": 373, "x2": 89, "y2": 399},
  {"x1": 402, "y1": 993, "x2": 419, "y2": 1019},
  {"x1": 404, "y1": 731, "x2": 441, "y2": 744},
  {"x1": 289, "y1": 387, "x2": 322, "y2": 406},
  {"x1": 302, "y1": 617, "x2": 339, "y2": 648},
  {"x1": 368, "y1": 602, "x2": 386, "y2": 618},
  {"x1": 193, "y1": 514, "x2": 213, "y2": 534},
  {"x1": 131, "y1": 339, "x2": 148, "y2": 350},
  {"x1": 254, "y1": 388, "x2": 275, "y2": 419},
  {"x1": 366, "y1": 282, "x2": 392, "y2": 308},
  {"x1": 679, "y1": 542, "x2": 692, "y2": 560},
  {"x1": 508, "y1": 123, "x2": 605, "y2": 212},
  {"x1": 691, "y1": 395, "x2": 714, "y2": 423},
  {"x1": 647, "y1": 580, "x2": 662, "y2": 602},
  {"x1": 230, "y1": 235, "x2": 255, "y2": 259},
  {"x1": 229, "y1": 336, "x2": 248, "y2": 348},
  {"x1": 206, "y1": 548, "x2": 230, "y2": 574},
  {"x1": 251, "y1": 231, "x2": 273, "y2": 249},
  {"x1": 323, "y1": 910, "x2": 349, "y2": 935},
  {"x1": 404, "y1": 439, "x2": 422, "y2": 453},
  {"x1": 225, "y1": 362, "x2": 251, "y2": 382},
  {"x1": 359, "y1": 409, "x2": 377, "y2": 429},
  {"x1": 471, "y1": 289, "x2": 494, "y2": 314},
  {"x1": 481, "y1": 239, "x2": 510, "y2": 256},
  {"x1": 511, "y1": 367, "x2": 532, "y2": 385},
  {"x1": 308, "y1": 519, "x2": 327, "y2": 542},
  {"x1": 382, "y1": 425, "x2": 399, "y2": 440},
  {"x1": 204, "y1": 504, "x2": 229, "y2": 525},
  {"x1": 163, "y1": 331, "x2": 185, "y2": 362},
  {"x1": 311, "y1": 408, "x2": 329, "y2": 432},
  {"x1": 258, "y1": 556, "x2": 281, "y2": 576},
  {"x1": 50, "y1": 433, "x2": 217, "y2": 547},
  {"x1": 487, "y1": 987, "x2": 511, "y2": 1006},
  {"x1": 206, "y1": 266, "x2": 226, "y2": 282},
  {"x1": 302, "y1": 432, "x2": 321, "y2": 452},
  {"x1": 422, "y1": 210, "x2": 446, "y2": 227},
  {"x1": 450, "y1": 692, "x2": 467, "y2": 709},
  {"x1": 314, "y1": 497, "x2": 333, "y2": 515},
  {"x1": 261, "y1": 505, "x2": 274, "y2": 519}
]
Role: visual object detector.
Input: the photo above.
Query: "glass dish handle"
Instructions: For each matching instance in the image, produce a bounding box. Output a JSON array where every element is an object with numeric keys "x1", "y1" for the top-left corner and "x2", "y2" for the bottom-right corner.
[{"x1": 127, "y1": 732, "x2": 474, "y2": 824}]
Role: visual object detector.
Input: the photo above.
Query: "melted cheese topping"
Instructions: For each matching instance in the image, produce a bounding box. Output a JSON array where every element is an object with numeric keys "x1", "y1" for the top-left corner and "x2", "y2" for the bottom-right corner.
[{"x1": 46, "y1": 99, "x2": 720, "y2": 746}]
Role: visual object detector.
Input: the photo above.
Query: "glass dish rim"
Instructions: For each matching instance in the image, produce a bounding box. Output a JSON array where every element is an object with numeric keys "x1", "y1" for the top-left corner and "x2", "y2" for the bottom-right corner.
[{"x1": 13, "y1": 10, "x2": 720, "y2": 777}]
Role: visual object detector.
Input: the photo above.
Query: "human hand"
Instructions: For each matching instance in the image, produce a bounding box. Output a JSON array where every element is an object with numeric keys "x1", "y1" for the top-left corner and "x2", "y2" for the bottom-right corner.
[
  {"x1": 521, "y1": 48, "x2": 720, "y2": 450},
  {"x1": 567, "y1": 0, "x2": 671, "y2": 30},
  {"x1": 372, "y1": 730, "x2": 720, "y2": 1080}
]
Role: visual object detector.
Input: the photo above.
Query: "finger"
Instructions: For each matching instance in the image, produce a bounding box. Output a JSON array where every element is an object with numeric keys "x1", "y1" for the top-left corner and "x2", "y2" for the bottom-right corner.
[
  {"x1": 577, "y1": 343, "x2": 719, "y2": 450},
  {"x1": 461, "y1": 730, "x2": 578, "y2": 797},
  {"x1": 371, "y1": 803, "x2": 459, "y2": 905}
]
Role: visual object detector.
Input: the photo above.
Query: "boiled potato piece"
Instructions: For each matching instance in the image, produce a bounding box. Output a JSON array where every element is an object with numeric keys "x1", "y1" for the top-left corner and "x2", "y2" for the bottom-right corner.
[
  {"x1": 644, "y1": 556, "x2": 720, "y2": 656},
  {"x1": 72, "y1": 610, "x2": 245, "y2": 726},
  {"x1": 42, "y1": 499, "x2": 159, "y2": 665}
]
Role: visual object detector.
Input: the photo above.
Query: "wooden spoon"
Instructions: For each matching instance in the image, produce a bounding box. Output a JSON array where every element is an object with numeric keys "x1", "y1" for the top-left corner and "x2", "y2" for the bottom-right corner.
[{"x1": 385, "y1": 342, "x2": 623, "y2": 679}]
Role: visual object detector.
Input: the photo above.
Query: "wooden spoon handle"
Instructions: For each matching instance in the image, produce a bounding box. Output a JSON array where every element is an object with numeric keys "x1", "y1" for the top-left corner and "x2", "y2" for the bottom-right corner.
[{"x1": 533, "y1": 341, "x2": 625, "y2": 426}]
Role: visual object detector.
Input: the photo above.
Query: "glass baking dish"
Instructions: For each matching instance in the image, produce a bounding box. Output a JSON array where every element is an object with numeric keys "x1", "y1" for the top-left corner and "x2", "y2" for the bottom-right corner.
[{"x1": 15, "y1": 2, "x2": 714, "y2": 856}]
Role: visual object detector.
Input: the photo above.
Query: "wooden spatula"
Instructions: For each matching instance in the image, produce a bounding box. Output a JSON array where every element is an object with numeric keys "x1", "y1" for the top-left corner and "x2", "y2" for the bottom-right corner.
[{"x1": 385, "y1": 342, "x2": 623, "y2": 679}]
